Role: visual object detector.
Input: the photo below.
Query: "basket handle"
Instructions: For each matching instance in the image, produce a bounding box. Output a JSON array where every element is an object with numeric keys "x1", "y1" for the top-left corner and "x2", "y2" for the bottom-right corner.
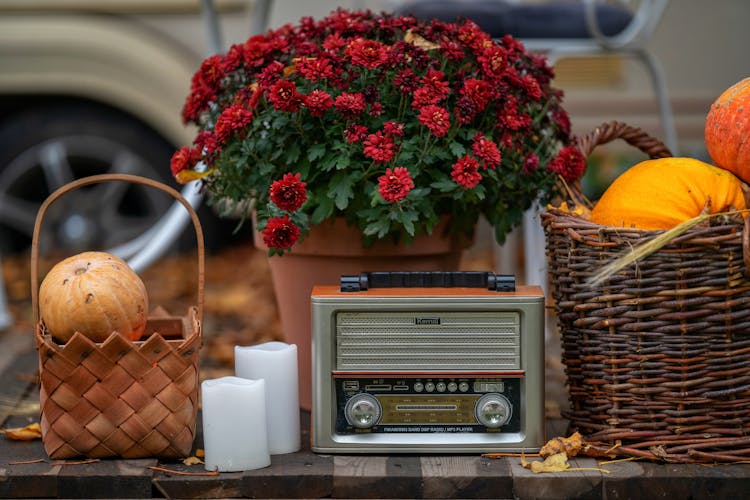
[
  {"x1": 30, "y1": 173, "x2": 205, "y2": 326},
  {"x1": 575, "y1": 120, "x2": 673, "y2": 160}
]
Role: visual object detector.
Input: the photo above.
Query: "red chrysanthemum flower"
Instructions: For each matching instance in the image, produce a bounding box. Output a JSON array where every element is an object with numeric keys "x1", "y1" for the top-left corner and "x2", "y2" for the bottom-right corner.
[
  {"x1": 269, "y1": 172, "x2": 308, "y2": 211},
  {"x1": 522, "y1": 153, "x2": 540, "y2": 174},
  {"x1": 451, "y1": 155, "x2": 482, "y2": 189},
  {"x1": 497, "y1": 95, "x2": 531, "y2": 131},
  {"x1": 411, "y1": 70, "x2": 450, "y2": 108},
  {"x1": 378, "y1": 167, "x2": 414, "y2": 203},
  {"x1": 181, "y1": 84, "x2": 215, "y2": 124},
  {"x1": 439, "y1": 40, "x2": 465, "y2": 62},
  {"x1": 471, "y1": 134, "x2": 501, "y2": 169},
  {"x1": 296, "y1": 56, "x2": 336, "y2": 82},
  {"x1": 547, "y1": 146, "x2": 586, "y2": 182},
  {"x1": 453, "y1": 96, "x2": 477, "y2": 125},
  {"x1": 257, "y1": 60, "x2": 284, "y2": 88},
  {"x1": 334, "y1": 92, "x2": 367, "y2": 118},
  {"x1": 214, "y1": 104, "x2": 253, "y2": 143},
  {"x1": 197, "y1": 54, "x2": 224, "y2": 90},
  {"x1": 394, "y1": 69, "x2": 419, "y2": 94},
  {"x1": 477, "y1": 45, "x2": 508, "y2": 79},
  {"x1": 418, "y1": 105, "x2": 451, "y2": 137},
  {"x1": 222, "y1": 43, "x2": 244, "y2": 73},
  {"x1": 170, "y1": 146, "x2": 198, "y2": 178},
  {"x1": 303, "y1": 90, "x2": 334, "y2": 117},
  {"x1": 363, "y1": 132, "x2": 396, "y2": 163},
  {"x1": 457, "y1": 20, "x2": 491, "y2": 50},
  {"x1": 262, "y1": 215, "x2": 301, "y2": 250},
  {"x1": 193, "y1": 130, "x2": 219, "y2": 155},
  {"x1": 322, "y1": 33, "x2": 347, "y2": 52},
  {"x1": 267, "y1": 80, "x2": 302, "y2": 112},
  {"x1": 461, "y1": 79, "x2": 491, "y2": 111},
  {"x1": 345, "y1": 38, "x2": 389, "y2": 69},
  {"x1": 344, "y1": 124, "x2": 369, "y2": 143},
  {"x1": 521, "y1": 74, "x2": 542, "y2": 100},
  {"x1": 383, "y1": 121, "x2": 405, "y2": 137},
  {"x1": 243, "y1": 35, "x2": 270, "y2": 68}
]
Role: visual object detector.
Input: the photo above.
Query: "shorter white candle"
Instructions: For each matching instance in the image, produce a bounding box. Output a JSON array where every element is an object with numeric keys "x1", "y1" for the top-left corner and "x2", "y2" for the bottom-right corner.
[
  {"x1": 235, "y1": 342, "x2": 301, "y2": 454},
  {"x1": 201, "y1": 376, "x2": 271, "y2": 472}
]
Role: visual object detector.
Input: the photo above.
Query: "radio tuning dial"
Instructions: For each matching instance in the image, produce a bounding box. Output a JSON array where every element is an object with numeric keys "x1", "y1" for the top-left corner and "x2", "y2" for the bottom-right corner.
[
  {"x1": 474, "y1": 393, "x2": 512, "y2": 429},
  {"x1": 344, "y1": 394, "x2": 382, "y2": 429}
]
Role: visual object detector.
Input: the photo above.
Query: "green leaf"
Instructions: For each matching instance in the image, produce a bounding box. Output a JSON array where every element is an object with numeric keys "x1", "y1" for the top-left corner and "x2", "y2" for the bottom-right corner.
[
  {"x1": 364, "y1": 218, "x2": 391, "y2": 238},
  {"x1": 397, "y1": 210, "x2": 418, "y2": 236},
  {"x1": 335, "y1": 156, "x2": 351, "y2": 170},
  {"x1": 284, "y1": 142, "x2": 301, "y2": 164},
  {"x1": 449, "y1": 141, "x2": 466, "y2": 157},
  {"x1": 431, "y1": 179, "x2": 456, "y2": 193},
  {"x1": 307, "y1": 143, "x2": 326, "y2": 162},
  {"x1": 311, "y1": 196, "x2": 334, "y2": 225},
  {"x1": 328, "y1": 172, "x2": 356, "y2": 210}
]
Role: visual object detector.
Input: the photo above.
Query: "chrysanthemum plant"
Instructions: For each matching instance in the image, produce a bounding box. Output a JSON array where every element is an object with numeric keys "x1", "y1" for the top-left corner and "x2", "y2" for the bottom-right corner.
[{"x1": 172, "y1": 9, "x2": 584, "y2": 255}]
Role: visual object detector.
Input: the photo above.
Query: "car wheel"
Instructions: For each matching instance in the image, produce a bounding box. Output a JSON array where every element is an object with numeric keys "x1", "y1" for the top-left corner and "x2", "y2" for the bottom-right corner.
[{"x1": 0, "y1": 103, "x2": 224, "y2": 256}]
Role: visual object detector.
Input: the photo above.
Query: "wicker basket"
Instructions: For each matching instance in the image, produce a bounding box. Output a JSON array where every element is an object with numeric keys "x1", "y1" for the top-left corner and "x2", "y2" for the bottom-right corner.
[
  {"x1": 31, "y1": 174, "x2": 204, "y2": 460},
  {"x1": 542, "y1": 121, "x2": 750, "y2": 463}
]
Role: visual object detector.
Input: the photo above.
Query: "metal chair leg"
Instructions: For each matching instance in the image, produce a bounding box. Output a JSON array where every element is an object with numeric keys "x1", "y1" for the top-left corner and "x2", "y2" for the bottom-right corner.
[{"x1": 637, "y1": 48, "x2": 679, "y2": 155}]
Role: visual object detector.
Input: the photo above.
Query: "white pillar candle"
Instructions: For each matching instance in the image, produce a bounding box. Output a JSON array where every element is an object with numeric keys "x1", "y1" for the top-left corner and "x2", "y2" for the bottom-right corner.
[
  {"x1": 201, "y1": 376, "x2": 271, "y2": 472},
  {"x1": 235, "y1": 342, "x2": 301, "y2": 454}
]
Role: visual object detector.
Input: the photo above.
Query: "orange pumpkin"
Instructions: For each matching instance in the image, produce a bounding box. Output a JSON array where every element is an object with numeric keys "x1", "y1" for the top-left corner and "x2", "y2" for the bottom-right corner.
[
  {"x1": 589, "y1": 157, "x2": 746, "y2": 230},
  {"x1": 705, "y1": 77, "x2": 750, "y2": 182},
  {"x1": 39, "y1": 251, "x2": 149, "y2": 343}
]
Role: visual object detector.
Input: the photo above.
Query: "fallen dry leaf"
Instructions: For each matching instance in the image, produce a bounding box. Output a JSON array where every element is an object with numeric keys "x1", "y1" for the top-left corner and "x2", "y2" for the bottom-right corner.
[
  {"x1": 521, "y1": 452, "x2": 570, "y2": 473},
  {"x1": 2, "y1": 422, "x2": 42, "y2": 441},
  {"x1": 182, "y1": 456, "x2": 204, "y2": 466},
  {"x1": 540, "y1": 431, "x2": 583, "y2": 458}
]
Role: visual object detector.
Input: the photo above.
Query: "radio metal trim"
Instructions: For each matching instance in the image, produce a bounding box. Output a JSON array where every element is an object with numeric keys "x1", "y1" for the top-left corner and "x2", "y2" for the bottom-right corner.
[{"x1": 310, "y1": 273, "x2": 545, "y2": 454}]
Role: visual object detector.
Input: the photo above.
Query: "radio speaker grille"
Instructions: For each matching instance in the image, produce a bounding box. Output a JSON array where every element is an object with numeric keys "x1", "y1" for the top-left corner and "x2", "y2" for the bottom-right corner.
[{"x1": 336, "y1": 311, "x2": 521, "y2": 370}]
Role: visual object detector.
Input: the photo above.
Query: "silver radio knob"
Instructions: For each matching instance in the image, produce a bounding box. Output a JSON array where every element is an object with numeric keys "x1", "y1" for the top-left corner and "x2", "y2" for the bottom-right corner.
[
  {"x1": 474, "y1": 393, "x2": 512, "y2": 428},
  {"x1": 344, "y1": 394, "x2": 382, "y2": 429}
]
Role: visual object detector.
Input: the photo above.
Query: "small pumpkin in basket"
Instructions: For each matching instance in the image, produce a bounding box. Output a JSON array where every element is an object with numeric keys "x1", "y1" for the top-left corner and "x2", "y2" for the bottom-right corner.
[
  {"x1": 705, "y1": 77, "x2": 750, "y2": 182},
  {"x1": 39, "y1": 251, "x2": 148, "y2": 343},
  {"x1": 589, "y1": 157, "x2": 747, "y2": 230}
]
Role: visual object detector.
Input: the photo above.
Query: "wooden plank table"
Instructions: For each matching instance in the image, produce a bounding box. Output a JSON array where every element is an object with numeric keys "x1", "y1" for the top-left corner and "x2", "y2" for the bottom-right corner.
[{"x1": 2, "y1": 330, "x2": 750, "y2": 499}]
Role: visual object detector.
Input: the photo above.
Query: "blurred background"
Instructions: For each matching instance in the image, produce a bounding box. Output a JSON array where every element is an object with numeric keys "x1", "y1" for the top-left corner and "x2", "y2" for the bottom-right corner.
[{"x1": 0, "y1": 0, "x2": 748, "y2": 414}]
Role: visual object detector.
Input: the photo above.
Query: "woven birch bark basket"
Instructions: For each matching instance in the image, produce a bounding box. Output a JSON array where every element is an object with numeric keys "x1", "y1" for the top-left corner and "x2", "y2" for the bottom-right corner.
[
  {"x1": 31, "y1": 174, "x2": 204, "y2": 459},
  {"x1": 542, "y1": 121, "x2": 750, "y2": 463}
]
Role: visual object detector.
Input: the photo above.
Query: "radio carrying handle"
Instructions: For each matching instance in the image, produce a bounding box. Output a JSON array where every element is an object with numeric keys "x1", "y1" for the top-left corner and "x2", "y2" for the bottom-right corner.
[{"x1": 340, "y1": 271, "x2": 515, "y2": 292}]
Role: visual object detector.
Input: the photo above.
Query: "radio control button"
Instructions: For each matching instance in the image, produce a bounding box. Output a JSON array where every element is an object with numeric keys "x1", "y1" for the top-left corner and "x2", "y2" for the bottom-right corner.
[
  {"x1": 414, "y1": 382, "x2": 424, "y2": 392},
  {"x1": 474, "y1": 393, "x2": 512, "y2": 429},
  {"x1": 344, "y1": 394, "x2": 382, "y2": 429},
  {"x1": 425, "y1": 382, "x2": 436, "y2": 392},
  {"x1": 447, "y1": 382, "x2": 458, "y2": 392},
  {"x1": 458, "y1": 382, "x2": 470, "y2": 392},
  {"x1": 436, "y1": 382, "x2": 446, "y2": 392}
]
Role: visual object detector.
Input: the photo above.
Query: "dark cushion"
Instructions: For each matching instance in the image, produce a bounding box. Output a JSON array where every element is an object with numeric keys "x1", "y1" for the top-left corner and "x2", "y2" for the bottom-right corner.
[{"x1": 396, "y1": 0, "x2": 633, "y2": 39}]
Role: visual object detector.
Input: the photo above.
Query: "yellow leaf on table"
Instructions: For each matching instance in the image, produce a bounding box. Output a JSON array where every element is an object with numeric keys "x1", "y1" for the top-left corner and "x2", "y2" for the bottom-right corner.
[
  {"x1": 182, "y1": 456, "x2": 204, "y2": 466},
  {"x1": 2, "y1": 422, "x2": 42, "y2": 441},
  {"x1": 540, "y1": 431, "x2": 584, "y2": 458},
  {"x1": 521, "y1": 452, "x2": 570, "y2": 473}
]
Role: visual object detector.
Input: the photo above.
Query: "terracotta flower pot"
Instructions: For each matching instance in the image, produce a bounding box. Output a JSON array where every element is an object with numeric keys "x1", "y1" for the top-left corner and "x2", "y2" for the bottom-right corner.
[{"x1": 254, "y1": 217, "x2": 470, "y2": 410}]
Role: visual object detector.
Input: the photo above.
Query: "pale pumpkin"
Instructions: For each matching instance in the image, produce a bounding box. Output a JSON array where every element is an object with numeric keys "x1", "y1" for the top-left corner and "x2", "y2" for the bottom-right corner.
[
  {"x1": 705, "y1": 77, "x2": 750, "y2": 182},
  {"x1": 589, "y1": 157, "x2": 746, "y2": 230},
  {"x1": 39, "y1": 251, "x2": 149, "y2": 343}
]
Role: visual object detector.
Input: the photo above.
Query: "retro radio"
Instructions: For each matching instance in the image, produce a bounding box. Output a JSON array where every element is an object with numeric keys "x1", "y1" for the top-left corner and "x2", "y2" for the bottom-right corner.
[{"x1": 310, "y1": 271, "x2": 545, "y2": 454}]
